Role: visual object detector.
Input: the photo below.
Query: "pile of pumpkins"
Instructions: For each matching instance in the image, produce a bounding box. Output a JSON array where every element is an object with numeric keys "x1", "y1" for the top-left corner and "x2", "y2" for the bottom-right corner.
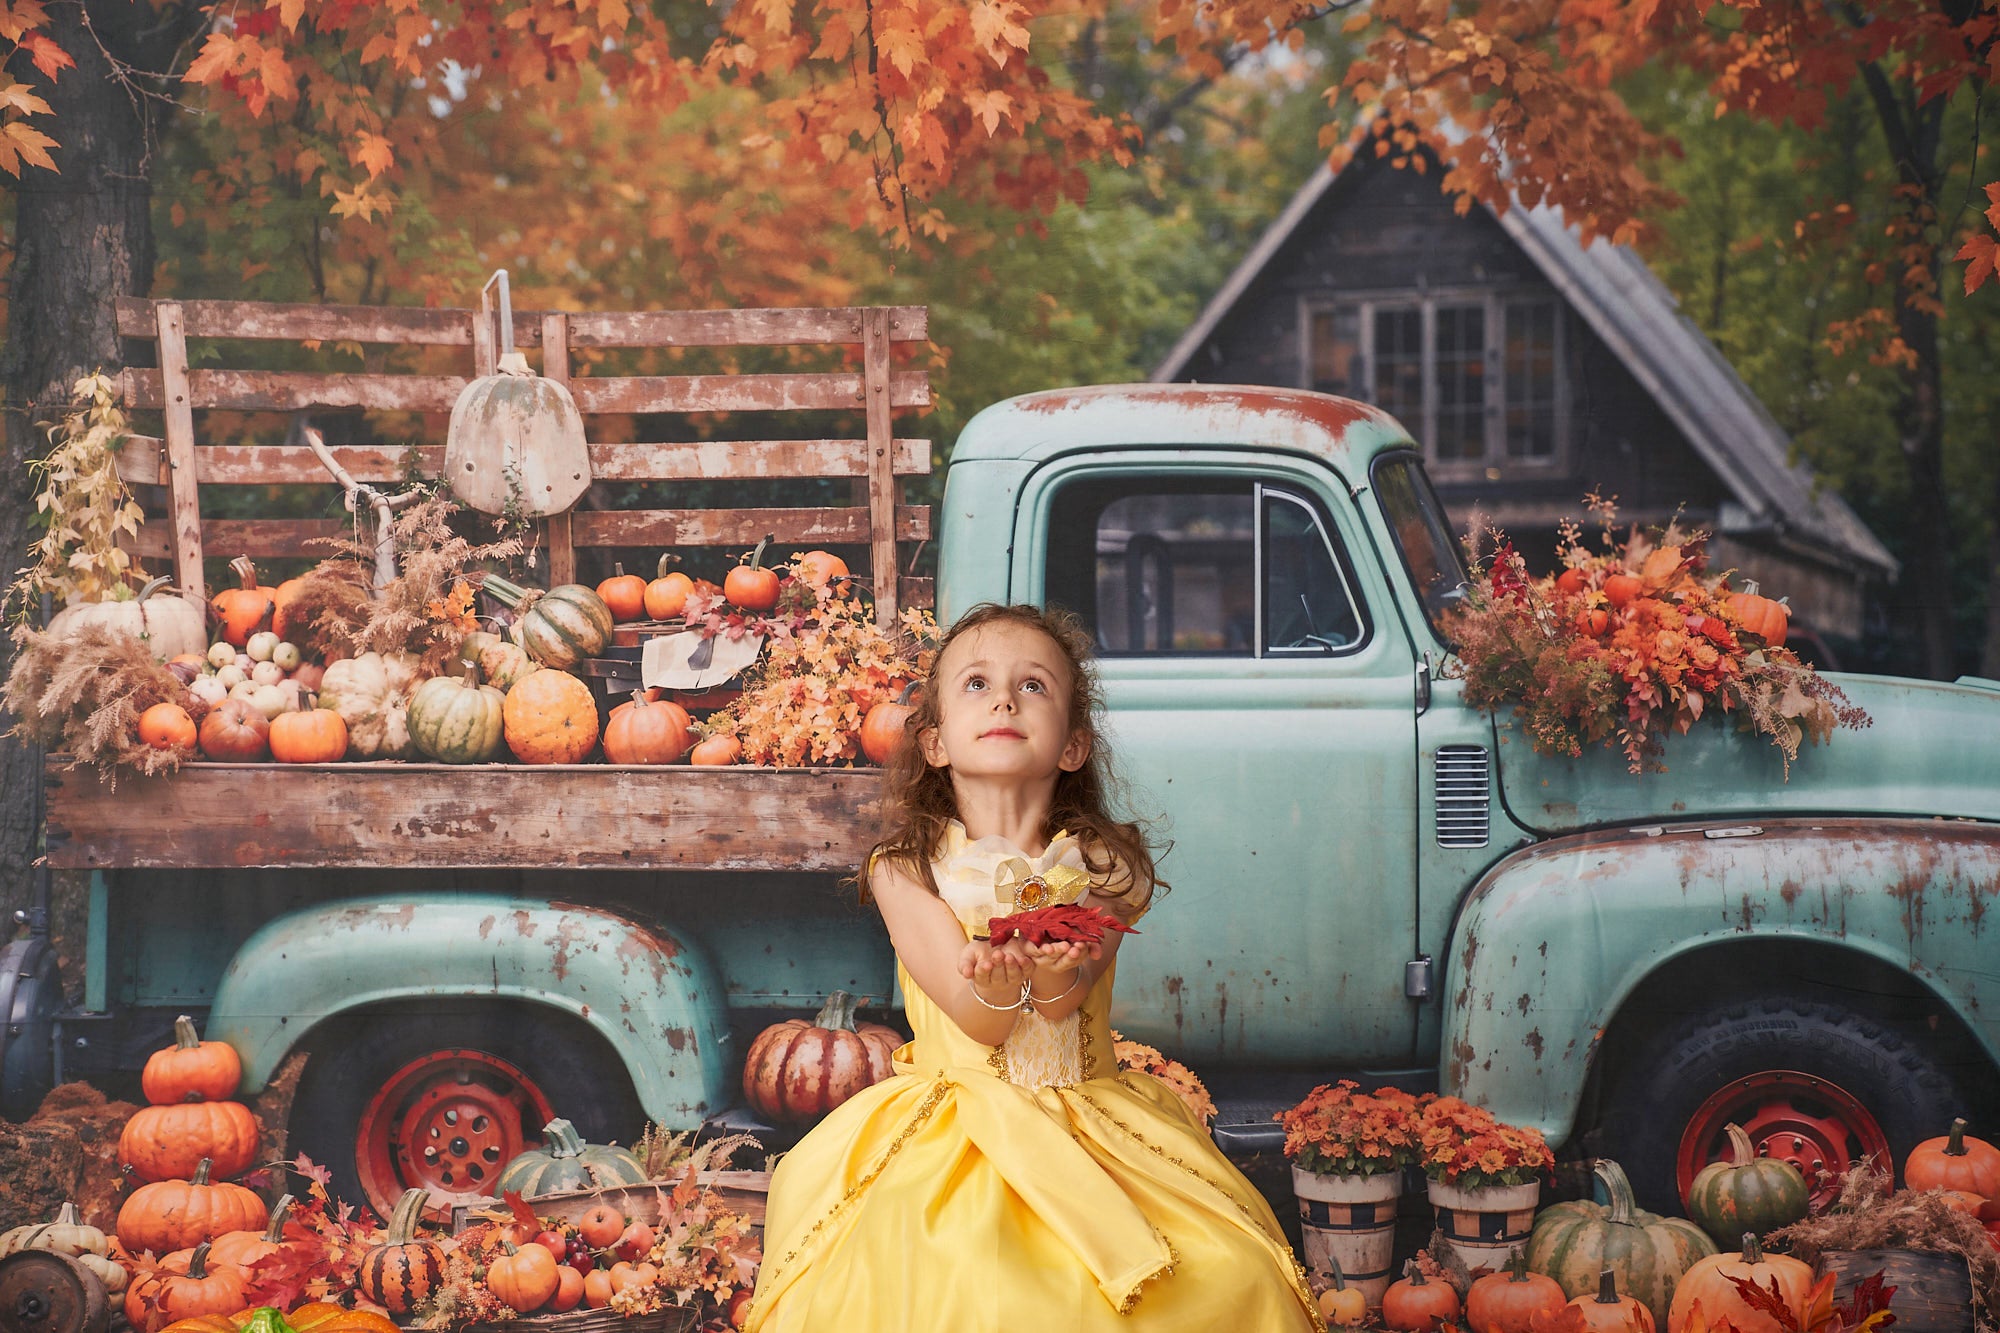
[{"x1": 1319, "y1": 1116, "x2": 2000, "y2": 1332}]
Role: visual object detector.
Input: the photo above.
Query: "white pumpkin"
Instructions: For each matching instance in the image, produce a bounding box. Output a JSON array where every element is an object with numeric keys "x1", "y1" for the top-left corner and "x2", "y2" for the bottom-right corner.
[
  {"x1": 317, "y1": 651, "x2": 421, "y2": 759},
  {"x1": 44, "y1": 577, "x2": 207, "y2": 661}
]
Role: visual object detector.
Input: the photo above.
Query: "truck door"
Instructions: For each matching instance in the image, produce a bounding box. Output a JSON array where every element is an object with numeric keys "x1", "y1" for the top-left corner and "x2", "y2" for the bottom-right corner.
[{"x1": 1013, "y1": 453, "x2": 1422, "y2": 1066}]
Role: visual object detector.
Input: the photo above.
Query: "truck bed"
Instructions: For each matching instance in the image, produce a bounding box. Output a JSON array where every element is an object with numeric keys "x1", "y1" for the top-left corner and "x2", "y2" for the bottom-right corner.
[{"x1": 43, "y1": 761, "x2": 881, "y2": 871}]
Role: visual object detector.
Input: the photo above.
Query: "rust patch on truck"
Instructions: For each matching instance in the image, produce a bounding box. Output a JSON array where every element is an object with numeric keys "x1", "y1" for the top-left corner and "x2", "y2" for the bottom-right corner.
[
  {"x1": 547, "y1": 917, "x2": 585, "y2": 982},
  {"x1": 1523, "y1": 1028, "x2": 1544, "y2": 1061},
  {"x1": 1006, "y1": 383, "x2": 1379, "y2": 434}
]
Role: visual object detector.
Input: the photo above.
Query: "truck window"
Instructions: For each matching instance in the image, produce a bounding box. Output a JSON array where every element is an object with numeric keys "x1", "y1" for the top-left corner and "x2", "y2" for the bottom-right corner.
[
  {"x1": 1044, "y1": 477, "x2": 1365, "y2": 657},
  {"x1": 1372, "y1": 453, "x2": 1470, "y2": 636}
]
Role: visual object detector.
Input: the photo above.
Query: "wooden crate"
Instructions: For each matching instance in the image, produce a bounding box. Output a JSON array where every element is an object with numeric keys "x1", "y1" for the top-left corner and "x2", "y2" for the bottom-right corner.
[{"x1": 450, "y1": 1172, "x2": 773, "y2": 1233}]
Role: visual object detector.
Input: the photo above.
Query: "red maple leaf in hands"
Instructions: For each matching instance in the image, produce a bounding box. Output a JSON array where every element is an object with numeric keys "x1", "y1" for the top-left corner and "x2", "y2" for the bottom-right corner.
[{"x1": 986, "y1": 903, "x2": 1137, "y2": 949}]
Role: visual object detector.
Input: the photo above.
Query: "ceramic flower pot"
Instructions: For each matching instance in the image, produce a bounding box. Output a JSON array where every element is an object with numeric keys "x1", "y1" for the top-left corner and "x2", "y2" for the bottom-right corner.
[
  {"x1": 1426, "y1": 1177, "x2": 1540, "y2": 1279},
  {"x1": 1292, "y1": 1167, "x2": 1404, "y2": 1306}
]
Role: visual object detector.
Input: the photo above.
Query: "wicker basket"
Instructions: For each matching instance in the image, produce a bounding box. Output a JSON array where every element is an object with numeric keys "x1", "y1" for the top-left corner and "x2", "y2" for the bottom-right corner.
[{"x1": 466, "y1": 1305, "x2": 700, "y2": 1333}]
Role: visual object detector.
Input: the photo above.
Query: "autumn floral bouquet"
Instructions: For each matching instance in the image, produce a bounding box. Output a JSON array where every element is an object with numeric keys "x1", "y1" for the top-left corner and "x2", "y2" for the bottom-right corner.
[
  {"x1": 1112, "y1": 1030, "x2": 1218, "y2": 1131},
  {"x1": 1415, "y1": 1096, "x2": 1553, "y2": 1189},
  {"x1": 1444, "y1": 498, "x2": 1869, "y2": 775},
  {"x1": 1277, "y1": 1081, "x2": 1432, "y2": 1178}
]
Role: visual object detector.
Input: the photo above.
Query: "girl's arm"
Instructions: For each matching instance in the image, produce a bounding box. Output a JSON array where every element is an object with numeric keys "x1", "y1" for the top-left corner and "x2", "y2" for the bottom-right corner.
[
  {"x1": 869, "y1": 856, "x2": 1033, "y2": 1047},
  {"x1": 1022, "y1": 927, "x2": 1125, "y2": 1024}
]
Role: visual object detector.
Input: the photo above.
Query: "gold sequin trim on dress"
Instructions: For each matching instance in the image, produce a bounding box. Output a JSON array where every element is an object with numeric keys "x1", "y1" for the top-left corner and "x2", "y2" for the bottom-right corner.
[
  {"x1": 1114, "y1": 1232, "x2": 1182, "y2": 1315},
  {"x1": 1078, "y1": 1005, "x2": 1096, "y2": 1078}
]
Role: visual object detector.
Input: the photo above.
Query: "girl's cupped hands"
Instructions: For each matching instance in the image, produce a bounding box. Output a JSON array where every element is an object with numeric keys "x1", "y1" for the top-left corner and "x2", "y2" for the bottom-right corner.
[{"x1": 958, "y1": 936, "x2": 1036, "y2": 996}]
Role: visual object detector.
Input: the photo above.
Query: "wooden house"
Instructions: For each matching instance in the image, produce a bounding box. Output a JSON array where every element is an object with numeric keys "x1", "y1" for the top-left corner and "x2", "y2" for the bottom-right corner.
[{"x1": 1151, "y1": 149, "x2": 1895, "y2": 646}]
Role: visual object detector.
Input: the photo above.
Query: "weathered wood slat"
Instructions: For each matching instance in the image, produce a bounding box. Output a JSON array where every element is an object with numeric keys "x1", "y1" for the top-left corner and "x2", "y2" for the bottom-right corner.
[
  {"x1": 899, "y1": 576, "x2": 934, "y2": 609},
  {"x1": 126, "y1": 368, "x2": 469, "y2": 413},
  {"x1": 566, "y1": 306, "x2": 926, "y2": 347},
  {"x1": 542, "y1": 313, "x2": 576, "y2": 587},
  {"x1": 43, "y1": 762, "x2": 883, "y2": 871},
  {"x1": 115, "y1": 438, "x2": 931, "y2": 488},
  {"x1": 117, "y1": 296, "x2": 542, "y2": 346},
  {"x1": 862, "y1": 308, "x2": 898, "y2": 624},
  {"x1": 569, "y1": 372, "x2": 930, "y2": 415},
  {"x1": 155, "y1": 304, "x2": 208, "y2": 601},
  {"x1": 573, "y1": 506, "x2": 929, "y2": 548}
]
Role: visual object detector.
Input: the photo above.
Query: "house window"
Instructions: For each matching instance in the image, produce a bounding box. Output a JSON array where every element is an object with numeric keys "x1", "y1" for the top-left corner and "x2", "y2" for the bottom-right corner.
[{"x1": 1305, "y1": 293, "x2": 1567, "y2": 473}]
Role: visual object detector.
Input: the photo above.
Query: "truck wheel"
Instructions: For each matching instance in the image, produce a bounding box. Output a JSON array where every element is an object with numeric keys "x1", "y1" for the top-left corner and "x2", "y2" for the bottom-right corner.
[
  {"x1": 289, "y1": 1008, "x2": 644, "y2": 1223},
  {"x1": 1596, "y1": 995, "x2": 1968, "y2": 1215}
]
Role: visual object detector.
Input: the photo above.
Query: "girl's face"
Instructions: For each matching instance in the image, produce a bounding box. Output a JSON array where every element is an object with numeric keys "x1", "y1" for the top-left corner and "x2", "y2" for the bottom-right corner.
[{"x1": 919, "y1": 621, "x2": 1090, "y2": 783}]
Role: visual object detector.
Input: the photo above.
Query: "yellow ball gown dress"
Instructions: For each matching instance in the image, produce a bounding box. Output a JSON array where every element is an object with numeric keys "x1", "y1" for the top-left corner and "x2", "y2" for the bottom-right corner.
[{"x1": 746, "y1": 824, "x2": 1324, "y2": 1331}]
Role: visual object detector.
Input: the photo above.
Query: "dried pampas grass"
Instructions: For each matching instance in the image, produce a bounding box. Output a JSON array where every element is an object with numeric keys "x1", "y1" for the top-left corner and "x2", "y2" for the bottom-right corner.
[{"x1": 4, "y1": 625, "x2": 189, "y2": 779}]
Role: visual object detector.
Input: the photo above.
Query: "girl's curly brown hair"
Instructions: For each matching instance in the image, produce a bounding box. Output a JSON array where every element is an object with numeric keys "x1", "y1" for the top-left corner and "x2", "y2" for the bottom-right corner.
[{"x1": 864, "y1": 602, "x2": 1166, "y2": 915}]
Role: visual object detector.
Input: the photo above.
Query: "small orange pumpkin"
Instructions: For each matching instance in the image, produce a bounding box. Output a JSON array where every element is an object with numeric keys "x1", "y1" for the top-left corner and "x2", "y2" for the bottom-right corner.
[
  {"x1": 689, "y1": 732, "x2": 742, "y2": 766},
  {"x1": 549, "y1": 1264, "x2": 586, "y2": 1312},
  {"x1": 1465, "y1": 1249, "x2": 1568, "y2": 1333},
  {"x1": 1315, "y1": 1255, "x2": 1368, "y2": 1326},
  {"x1": 198, "y1": 698, "x2": 270, "y2": 762},
  {"x1": 1667, "y1": 1233, "x2": 1812, "y2": 1333},
  {"x1": 211, "y1": 556, "x2": 275, "y2": 648},
  {"x1": 1905, "y1": 1117, "x2": 2000, "y2": 1197},
  {"x1": 723, "y1": 536, "x2": 781, "y2": 611},
  {"x1": 1725, "y1": 590, "x2": 1789, "y2": 647},
  {"x1": 355, "y1": 1188, "x2": 446, "y2": 1314},
  {"x1": 142, "y1": 1015, "x2": 242, "y2": 1105},
  {"x1": 596, "y1": 564, "x2": 649, "y2": 623},
  {"x1": 1603, "y1": 572, "x2": 1645, "y2": 608},
  {"x1": 277, "y1": 1305, "x2": 403, "y2": 1333},
  {"x1": 488, "y1": 1241, "x2": 562, "y2": 1313},
  {"x1": 118, "y1": 1099, "x2": 261, "y2": 1183},
  {"x1": 503, "y1": 668, "x2": 601, "y2": 764},
  {"x1": 205, "y1": 1194, "x2": 295, "y2": 1268},
  {"x1": 117, "y1": 1159, "x2": 267, "y2": 1257},
  {"x1": 1567, "y1": 1268, "x2": 1655, "y2": 1331},
  {"x1": 139, "y1": 703, "x2": 199, "y2": 751},
  {"x1": 858, "y1": 682, "x2": 919, "y2": 765},
  {"x1": 583, "y1": 1267, "x2": 616, "y2": 1308},
  {"x1": 644, "y1": 556, "x2": 694, "y2": 621},
  {"x1": 602, "y1": 691, "x2": 693, "y2": 765},
  {"x1": 269, "y1": 706, "x2": 349, "y2": 764},
  {"x1": 1381, "y1": 1261, "x2": 1461, "y2": 1331},
  {"x1": 269, "y1": 574, "x2": 309, "y2": 641},
  {"x1": 124, "y1": 1242, "x2": 247, "y2": 1333},
  {"x1": 794, "y1": 549, "x2": 851, "y2": 596},
  {"x1": 742, "y1": 990, "x2": 902, "y2": 1123}
]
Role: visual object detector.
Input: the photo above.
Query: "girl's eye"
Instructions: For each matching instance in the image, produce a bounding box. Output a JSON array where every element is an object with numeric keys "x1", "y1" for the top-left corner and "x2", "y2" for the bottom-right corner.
[
  {"x1": 1021, "y1": 679, "x2": 1044, "y2": 694},
  {"x1": 964, "y1": 675, "x2": 986, "y2": 692}
]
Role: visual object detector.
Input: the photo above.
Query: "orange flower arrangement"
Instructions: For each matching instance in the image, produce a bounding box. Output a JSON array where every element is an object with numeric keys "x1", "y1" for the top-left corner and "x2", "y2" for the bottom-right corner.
[
  {"x1": 1444, "y1": 498, "x2": 1869, "y2": 774},
  {"x1": 1112, "y1": 1030, "x2": 1217, "y2": 1130},
  {"x1": 1416, "y1": 1096, "x2": 1554, "y2": 1189},
  {"x1": 1277, "y1": 1081, "x2": 1432, "y2": 1177}
]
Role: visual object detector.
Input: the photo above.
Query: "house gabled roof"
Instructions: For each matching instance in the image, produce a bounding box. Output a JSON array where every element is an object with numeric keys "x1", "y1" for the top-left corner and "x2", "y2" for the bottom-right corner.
[{"x1": 1151, "y1": 157, "x2": 1899, "y2": 579}]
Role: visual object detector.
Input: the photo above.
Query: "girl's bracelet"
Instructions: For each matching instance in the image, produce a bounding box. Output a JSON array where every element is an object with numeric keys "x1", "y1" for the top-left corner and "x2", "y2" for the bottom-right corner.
[
  {"x1": 971, "y1": 979, "x2": 1032, "y2": 1012},
  {"x1": 1027, "y1": 970, "x2": 1083, "y2": 1005}
]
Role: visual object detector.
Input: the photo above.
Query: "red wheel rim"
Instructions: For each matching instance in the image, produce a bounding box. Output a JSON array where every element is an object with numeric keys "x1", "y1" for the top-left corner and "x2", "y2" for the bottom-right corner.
[
  {"x1": 354, "y1": 1047, "x2": 556, "y2": 1222},
  {"x1": 1675, "y1": 1069, "x2": 1890, "y2": 1212}
]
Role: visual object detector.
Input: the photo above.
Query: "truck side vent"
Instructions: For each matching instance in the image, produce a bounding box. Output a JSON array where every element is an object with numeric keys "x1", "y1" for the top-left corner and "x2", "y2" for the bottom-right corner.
[{"x1": 1435, "y1": 746, "x2": 1491, "y2": 848}]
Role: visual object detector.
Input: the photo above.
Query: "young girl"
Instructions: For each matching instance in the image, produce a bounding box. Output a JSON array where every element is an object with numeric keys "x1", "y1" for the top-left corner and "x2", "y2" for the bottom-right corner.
[{"x1": 747, "y1": 604, "x2": 1323, "y2": 1331}]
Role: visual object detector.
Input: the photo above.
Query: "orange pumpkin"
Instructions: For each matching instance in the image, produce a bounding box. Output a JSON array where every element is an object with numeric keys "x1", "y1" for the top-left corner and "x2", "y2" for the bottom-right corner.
[
  {"x1": 118, "y1": 1100, "x2": 261, "y2": 1183},
  {"x1": 1465, "y1": 1250, "x2": 1568, "y2": 1333},
  {"x1": 1569, "y1": 1269, "x2": 1656, "y2": 1331},
  {"x1": 139, "y1": 703, "x2": 199, "y2": 751},
  {"x1": 602, "y1": 691, "x2": 693, "y2": 765},
  {"x1": 549, "y1": 1264, "x2": 586, "y2": 1312},
  {"x1": 118, "y1": 1160, "x2": 268, "y2": 1257},
  {"x1": 1603, "y1": 573, "x2": 1645, "y2": 608},
  {"x1": 583, "y1": 1267, "x2": 616, "y2": 1308},
  {"x1": 858, "y1": 683, "x2": 919, "y2": 764},
  {"x1": 1381, "y1": 1262, "x2": 1462, "y2": 1331},
  {"x1": 269, "y1": 574, "x2": 309, "y2": 641},
  {"x1": 124, "y1": 1243, "x2": 247, "y2": 1333},
  {"x1": 596, "y1": 564, "x2": 650, "y2": 623},
  {"x1": 1315, "y1": 1256, "x2": 1368, "y2": 1326},
  {"x1": 355, "y1": 1189, "x2": 446, "y2": 1314},
  {"x1": 689, "y1": 732, "x2": 742, "y2": 766},
  {"x1": 577, "y1": 1204, "x2": 625, "y2": 1249},
  {"x1": 205, "y1": 1194, "x2": 294, "y2": 1268},
  {"x1": 1905, "y1": 1117, "x2": 2000, "y2": 1197},
  {"x1": 1667, "y1": 1233, "x2": 1812, "y2": 1333},
  {"x1": 279, "y1": 1305, "x2": 403, "y2": 1333},
  {"x1": 502, "y1": 669, "x2": 601, "y2": 764},
  {"x1": 723, "y1": 537, "x2": 781, "y2": 611},
  {"x1": 608, "y1": 1260, "x2": 659, "y2": 1294},
  {"x1": 643, "y1": 556, "x2": 695, "y2": 620},
  {"x1": 197, "y1": 699, "x2": 270, "y2": 763},
  {"x1": 743, "y1": 990, "x2": 902, "y2": 1123},
  {"x1": 1725, "y1": 590, "x2": 1789, "y2": 647},
  {"x1": 488, "y1": 1242, "x2": 562, "y2": 1313},
  {"x1": 794, "y1": 549, "x2": 851, "y2": 596},
  {"x1": 211, "y1": 557, "x2": 275, "y2": 648},
  {"x1": 268, "y1": 707, "x2": 349, "y2": 764},
  {"x1": 142, "y1": 1015, "x2": 243, "y2": 1105}
]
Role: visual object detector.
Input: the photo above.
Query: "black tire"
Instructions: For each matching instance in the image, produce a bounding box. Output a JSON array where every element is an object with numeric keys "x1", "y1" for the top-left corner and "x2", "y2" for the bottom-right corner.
[
  {"x1": 289, "y1": 1004, "x2": 644, "y2": 1222},
  {"x1": 1596, "y1": 994, "x2": 1969, "y2": 1215}
]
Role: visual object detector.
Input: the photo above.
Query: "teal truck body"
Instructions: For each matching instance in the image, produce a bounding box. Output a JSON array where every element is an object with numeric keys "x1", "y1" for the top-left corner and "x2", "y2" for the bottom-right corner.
[{"x1": 20, "y1": 383, "x2": 1999, "y2": 1220}]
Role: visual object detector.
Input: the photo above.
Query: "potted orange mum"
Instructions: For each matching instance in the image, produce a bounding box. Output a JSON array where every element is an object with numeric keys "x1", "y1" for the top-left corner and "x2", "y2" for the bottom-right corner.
[
  {"x1": 1417, "y1": 1096, "x2": 1554, "y2": 1277},
  {"x1": 1278, "y1": 1082, "x2": 1430, "y2": 1304}
]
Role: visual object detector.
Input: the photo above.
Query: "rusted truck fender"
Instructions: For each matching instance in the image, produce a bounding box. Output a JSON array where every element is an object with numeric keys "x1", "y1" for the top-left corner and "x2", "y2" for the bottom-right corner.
[
  {"x1": 1441, "y1": 817, "x2": 2000, "y2": 1144},
  {"x1": 206, "y1": 894, "x2": 733, "y2": 1124}
]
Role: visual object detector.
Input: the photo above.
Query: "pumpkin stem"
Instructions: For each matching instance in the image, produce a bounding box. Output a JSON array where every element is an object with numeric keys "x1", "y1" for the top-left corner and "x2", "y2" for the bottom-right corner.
[
  {"x1": 895, "y1": 680, "x2": 921, "y2": 707},
  {"x1": 230, "y1": 556, "x2": 260, "y2": 591},
  {"x1": 481, "y1": 574, "x2": 543, "y2": 613},
  {"x1": 136, "y1": 575, "x2": 175, "y2": 603},
  {"x1": 1593, "y1": 1268, "x2": 1620, "y2": 1304},
  {"x1": 655, "y1": 553, "x2": 679, "y2": 579},
  {"x1": 265, "y1": 1194, "x2": 295, "y2": 1242},
  {"x1": 192, "y1": 1157, "x2": 213, "y2": 1186},
  {"x1": 542, "y1": 1118, "x2": 588, "y2": 1159},
  {"x1": 1740, "y1": 1232, "x2": 1763, "y2": 1264},
  {"x1": 385, "y1": 1187, "x2": 430, "y2": 1244},
  {"x1": 1403, "y1": 1260, "x2": 1427, "y2": 1286},
  {"x1": 54, "y1": 1202, "x2": 81, "y2": 1226},
  {"x1": 1593, "y1": 1159, "x2": 1637, "y2": 1226},
  {"x1": 172, "y1": 1014, "x2": 202, "y2": 1051},
  {"x1": 812, "y1": 990, "x2": 860, "y2": 1032},
  {"x1": 1947, "y1": 1117, "x2": 1969, "y2": 1156},
  {"x1": 1506, "y1": 1248, "x2": 1529, "y2": 1282},
  {"x1": 746, "y1": 535, "x2": 771, "y2": 571},
  {"x1": 613, "y1": 562, "x2": 627, "y2": 579},
  {"x1": 1725, "y1": 1122, "x2": 1756, "y2": 1168},
  {"x1": 1326, "y1": 1255, "x2": 1347, "y2": 1292},
  {"x1": 186, "y1": 1240, "x2": 213, "y2": 1280}
]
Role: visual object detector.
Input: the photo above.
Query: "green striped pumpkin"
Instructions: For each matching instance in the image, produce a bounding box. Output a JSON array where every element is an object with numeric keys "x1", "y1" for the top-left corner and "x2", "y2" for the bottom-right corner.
[
  {"x1": 477, "y1": 640, "x2": 537, "y2": 692},
  {"x1": 408, "y1": 673, "x2": 506, "y2": 764},
  {"x1": 1686, "y1": 1122, "x2": 1809, "y2": 1247},
  {"x1": 485, "y1": 576, "x2": 613, "y2": 671},
  {"x1": 495, "y1": 1118, "x2": 648, "y2": 1197},
  {"x1": 1526, "y1": 1158, "x2": 1715, "y2": 1326}
]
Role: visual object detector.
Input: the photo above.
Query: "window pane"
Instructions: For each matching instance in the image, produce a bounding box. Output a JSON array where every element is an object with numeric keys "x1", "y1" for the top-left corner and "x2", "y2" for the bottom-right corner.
[
  {"x1": 1309, "y1": 308, "x2": 1362, "y2": 397},
  {"x1": 1372, "y1": 454, "x2": 1468, "y2": 636},
  {"x1": 1046, "y1": 481, "x2": 1254, "y2": 655},
  {"x1": 1372, "y1": 307, "x2": 1424, "y2": 427},
  {"x1": 1434, "y1": 303, "x2": 1486, "y2": 461},
  {"x1": 1262, "y1": 492, "x2": 1363, "y2": 654},
  {"x1": 1505, "y1": 300, "x2": 1558, "y2": 460}
]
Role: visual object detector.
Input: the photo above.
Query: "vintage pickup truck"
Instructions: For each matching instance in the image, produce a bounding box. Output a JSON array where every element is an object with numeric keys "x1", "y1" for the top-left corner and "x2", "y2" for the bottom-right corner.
[{"x1": 10, "y1": 302, "x2": 1997, "y2": 1227}]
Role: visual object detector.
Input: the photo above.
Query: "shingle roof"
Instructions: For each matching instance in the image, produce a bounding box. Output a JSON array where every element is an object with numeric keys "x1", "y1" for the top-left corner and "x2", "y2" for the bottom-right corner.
[{"x1": 1152, "y1": 159, "x2": 1898, "y2": 578}]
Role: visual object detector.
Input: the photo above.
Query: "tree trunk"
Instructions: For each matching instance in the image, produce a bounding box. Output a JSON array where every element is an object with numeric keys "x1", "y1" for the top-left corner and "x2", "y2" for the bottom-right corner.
[{"x1": 0, "y1": 3, "x2": 195, "y2": 925}]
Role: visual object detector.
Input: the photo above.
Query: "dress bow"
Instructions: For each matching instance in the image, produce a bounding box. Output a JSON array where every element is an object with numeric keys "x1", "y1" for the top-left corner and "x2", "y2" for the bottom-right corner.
[{"x1": 993, "y1": 856, "x2": 1092, "y2": 914}]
